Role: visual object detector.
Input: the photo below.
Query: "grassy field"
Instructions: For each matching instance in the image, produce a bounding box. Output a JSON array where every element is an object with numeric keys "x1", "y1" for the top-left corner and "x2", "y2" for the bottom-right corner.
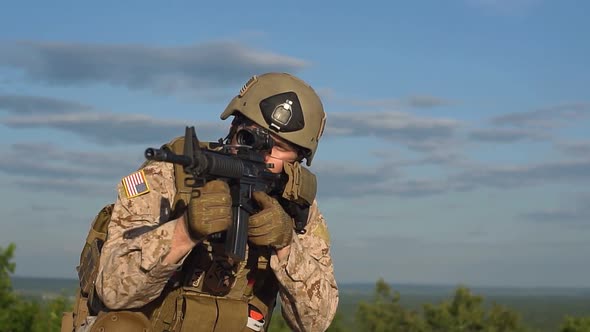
[{"x1": 13, "y1": 277, "x2": 590, "y2": 332}]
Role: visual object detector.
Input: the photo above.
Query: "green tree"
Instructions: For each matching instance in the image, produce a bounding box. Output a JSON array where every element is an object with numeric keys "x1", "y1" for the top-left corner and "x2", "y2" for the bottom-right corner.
[
  {"x1": 356, "y1": 280, "x2": 530, "y2": 332},
  {"x1": 0, "y1": 243, "x2": 17, "y2": 306},
  {"x1": 486, "y1": 303, "x2": 526, "y2": 332},
  {"x1": 355, "y1": 278, "x2": 426, "y2": 332},
  {"x1": 3, "y1": 300, "x2": 39, "y2": 332},
  {"x1": 0, "y1": 243, "x2": 39, "y2": 332},
  {"x1": 559, "y1": 315, "x2": 590, "y2": 332},
  {"x1": 267, "y1": 309, "x2": 291, "y2": 332},
  {"x1": 326, "y1": 311, "x2": 347, "y2": 332},
  {"x1": 423, "y1": 286, "x2": 486, "y2": 331},
  {"x1": 0, "y1": 243, "x2": 73, "y2": 332},
  {"x1": 32, "y1": 294, "x2": 72, "y2": 332},
  {"x1": 423, "y1": 286, "x2": 527, "y2": 332}
]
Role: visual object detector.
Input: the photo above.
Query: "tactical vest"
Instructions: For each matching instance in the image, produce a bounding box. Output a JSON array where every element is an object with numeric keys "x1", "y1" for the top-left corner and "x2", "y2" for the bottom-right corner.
[{"x1": 62, "y1": 137, "x2": 280, "y2": 332}]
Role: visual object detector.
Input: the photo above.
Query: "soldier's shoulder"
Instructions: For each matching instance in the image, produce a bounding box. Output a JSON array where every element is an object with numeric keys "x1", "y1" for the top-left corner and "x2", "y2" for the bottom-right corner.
[{"x1": 304, "y1": 200, "x2": 331, "y2": 244}]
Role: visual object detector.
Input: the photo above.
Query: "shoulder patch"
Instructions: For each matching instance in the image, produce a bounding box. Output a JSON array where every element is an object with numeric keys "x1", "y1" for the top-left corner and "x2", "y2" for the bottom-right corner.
[
  {"x1": 122, "y1": 169, "x2": 150, "y2": 198},
  {"x1": 311, "y1": 221, "x2": 331, "y2": 244}
]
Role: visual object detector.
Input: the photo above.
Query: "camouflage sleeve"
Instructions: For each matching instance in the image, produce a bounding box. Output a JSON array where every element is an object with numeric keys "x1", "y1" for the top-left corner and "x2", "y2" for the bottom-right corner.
[
  {"x1": 95, "y1": 161, "x2": 187, "y2": 310},
  {"x1": 269, "y1": 200, "x2": 339, "y2": 332}
]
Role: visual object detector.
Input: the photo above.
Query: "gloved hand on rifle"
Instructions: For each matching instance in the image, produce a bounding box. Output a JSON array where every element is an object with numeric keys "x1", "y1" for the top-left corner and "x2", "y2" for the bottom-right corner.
[
  {"x1": 187, "y1": 180, "x2": 232, "y2": 240},
  {"x1": 248, "y1": 191, "x2": 294, "y2": 249}
]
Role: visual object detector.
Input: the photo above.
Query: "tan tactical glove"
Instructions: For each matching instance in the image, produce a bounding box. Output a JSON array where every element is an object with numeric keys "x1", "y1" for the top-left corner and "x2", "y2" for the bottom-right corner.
[
  {"x1": 187, "y1": 180, "x2": 232, "y2": 240},
  {"x1": 248, "y1": 191, "x2": 294, "y2": 249}
]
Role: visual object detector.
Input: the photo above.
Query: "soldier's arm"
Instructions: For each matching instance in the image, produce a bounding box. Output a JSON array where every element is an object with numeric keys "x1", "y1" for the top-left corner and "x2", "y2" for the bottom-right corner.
[
  {"x1": 269, "y1": 200, "x2": 339, "y2": 332},
  {"x1": 95, "y1": 161, "x2": 196, "y2": 310}
]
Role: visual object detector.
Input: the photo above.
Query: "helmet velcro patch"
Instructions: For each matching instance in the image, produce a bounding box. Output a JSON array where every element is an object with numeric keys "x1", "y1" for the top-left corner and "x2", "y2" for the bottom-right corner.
[
  {"x1": 240, "y1": 75, "x2": 258, "y2": 97},
  {"x1": 259, "y1": 92, "x2": 305, "y2": 132}
]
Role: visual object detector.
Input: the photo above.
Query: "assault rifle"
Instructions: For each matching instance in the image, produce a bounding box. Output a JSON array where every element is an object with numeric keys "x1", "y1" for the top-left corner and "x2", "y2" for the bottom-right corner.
[{"x1": 144, "y1": 126, "x2": 313, "y2": 262}]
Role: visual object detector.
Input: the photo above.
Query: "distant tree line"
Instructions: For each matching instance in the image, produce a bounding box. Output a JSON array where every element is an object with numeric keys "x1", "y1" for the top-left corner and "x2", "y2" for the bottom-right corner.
[
  {"x1": 1, "y1": 243, "x2": 590, "y2": 332},
  {"x1": 269, "y1": 280, "x2": 590, "y2": 332}
]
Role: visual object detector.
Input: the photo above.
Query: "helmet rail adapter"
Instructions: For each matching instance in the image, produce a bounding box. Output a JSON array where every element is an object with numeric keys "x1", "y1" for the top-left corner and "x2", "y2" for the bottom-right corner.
[{"x1": 220, "y1": 72, "x2": 327, "y2": 166}]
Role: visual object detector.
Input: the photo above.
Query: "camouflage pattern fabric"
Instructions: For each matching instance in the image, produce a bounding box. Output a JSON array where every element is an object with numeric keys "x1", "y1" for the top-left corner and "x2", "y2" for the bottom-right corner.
[
  {"x1": 270, "y1": 199, "x2": 339, "y2": 331},
  {"x1": 95, "y1": 161, "x2": 339, "y2": 331}
]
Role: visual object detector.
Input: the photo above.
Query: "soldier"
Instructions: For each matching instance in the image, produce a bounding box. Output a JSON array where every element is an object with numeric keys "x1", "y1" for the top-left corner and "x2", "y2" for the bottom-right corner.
[{"x1": 73, "y1": 72, "x2": 338, "y2": 332}]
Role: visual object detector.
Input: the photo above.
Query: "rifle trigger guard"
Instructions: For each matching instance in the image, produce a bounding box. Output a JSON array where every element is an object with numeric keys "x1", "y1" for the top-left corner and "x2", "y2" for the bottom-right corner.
[
  {"x1": 241, "y1": 200, "x2": 256, "y2": 215},
  {"x1": 185, "y1": 176, "x2": 206, "y2": 188}
]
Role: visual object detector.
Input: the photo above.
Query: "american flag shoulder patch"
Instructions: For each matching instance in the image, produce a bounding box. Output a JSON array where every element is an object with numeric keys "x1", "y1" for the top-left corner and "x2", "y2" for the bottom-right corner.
[{"x1": 121, "y1": 169, "x2": 150, "y2": 198}]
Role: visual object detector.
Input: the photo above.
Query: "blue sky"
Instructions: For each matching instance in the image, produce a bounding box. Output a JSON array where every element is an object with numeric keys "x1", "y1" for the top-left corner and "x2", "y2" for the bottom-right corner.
[{"x1": 1, "y1": 0, "x2": 589, "y2": 288}]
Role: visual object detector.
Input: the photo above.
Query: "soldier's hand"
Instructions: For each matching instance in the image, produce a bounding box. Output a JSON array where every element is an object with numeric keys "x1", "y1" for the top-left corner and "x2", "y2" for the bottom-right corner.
[
  {"x1": 187, "y1": 180, "x2": 232, "y2": 240},
  {"x1": 248, "y1": 191, "x2": 294, "y2": 249}
]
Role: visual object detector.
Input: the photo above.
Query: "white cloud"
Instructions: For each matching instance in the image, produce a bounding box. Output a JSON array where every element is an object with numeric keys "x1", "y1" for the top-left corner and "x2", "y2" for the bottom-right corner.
[
  {"x1": 3, "y1": 111, "x2": 227, "y2": 145},
  {"x1": 0, "y1": 40, "x2": 308, "y2": 96}
]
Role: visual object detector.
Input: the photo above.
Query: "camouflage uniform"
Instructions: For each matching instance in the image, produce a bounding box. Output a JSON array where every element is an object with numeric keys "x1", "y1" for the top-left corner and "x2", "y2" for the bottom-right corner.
[{"x1": 94, "y1": 160, "x2": 339, "y2": 331}]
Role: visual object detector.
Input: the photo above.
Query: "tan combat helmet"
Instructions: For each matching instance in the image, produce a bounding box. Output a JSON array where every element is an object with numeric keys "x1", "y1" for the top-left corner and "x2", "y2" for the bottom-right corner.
[{"x1": 220, "y1": 72, "x2": 327, "y2": 166}]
